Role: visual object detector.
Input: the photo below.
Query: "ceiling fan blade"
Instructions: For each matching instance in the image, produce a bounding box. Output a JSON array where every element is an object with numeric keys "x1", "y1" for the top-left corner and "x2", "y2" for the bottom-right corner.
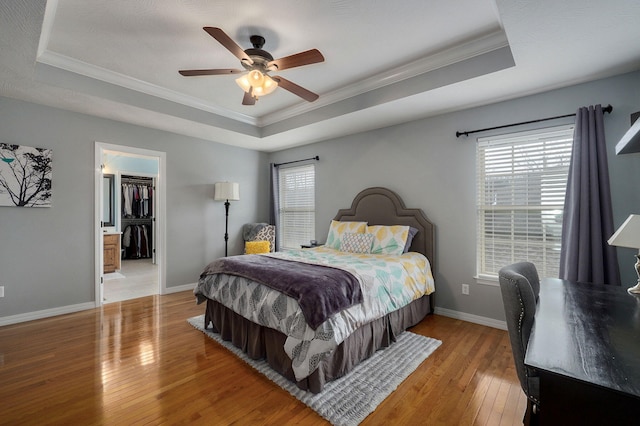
[
  {"x1": 272, "y1": 76, "x2": 319, "y2": 102},
  {"x1": 203, "y1": 27, "x2": 253, "y2": 65},
  {"x1": 179, "y1": 68, "x2": 243, "y2": 76},
  {"x1": 268, "y1": 49, "x2": 324, "y2": 71},
  {"x1": 242, "y1": 91, "x2": 256, "y2": 105}
]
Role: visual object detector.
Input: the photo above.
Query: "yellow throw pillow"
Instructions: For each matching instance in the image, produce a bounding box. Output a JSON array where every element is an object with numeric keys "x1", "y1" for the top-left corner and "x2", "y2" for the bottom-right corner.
[{"x1": 245, "y1": 240, "x2": 270, "y2": 254}]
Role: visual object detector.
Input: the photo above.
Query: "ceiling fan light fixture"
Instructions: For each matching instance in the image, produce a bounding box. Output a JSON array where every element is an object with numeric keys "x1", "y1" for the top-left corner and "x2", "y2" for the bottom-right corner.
[
  {"x1": 254, "y1": 74, "x2": 278, "y2": 96},
  {"x1": 235, "y1": 74, "x2": 252, "y2": 93},
  {"x1": 248, "y1": 70, "x2": 264, "y2": 88},
  {"x1": 182, "y1": 28, "x2": 321, "y2": 105},
  {"x1": 236, "y1": 71, "x2": 278, "y2": 98}
]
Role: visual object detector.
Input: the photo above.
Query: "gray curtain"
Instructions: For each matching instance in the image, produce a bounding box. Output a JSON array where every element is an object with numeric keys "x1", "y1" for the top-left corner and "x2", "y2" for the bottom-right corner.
[
  {"x1": 269, "y1": 163, "x2": 280, "y2": 251},
  {"x1": 559, "y1": 104, "x2": 620, "y2": 285}
]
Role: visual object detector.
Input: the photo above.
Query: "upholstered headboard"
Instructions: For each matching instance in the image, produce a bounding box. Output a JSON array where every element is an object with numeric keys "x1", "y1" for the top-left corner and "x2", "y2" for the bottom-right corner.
[{"x1": 333, "y1": 187, "x2": 435, "y2": 270}]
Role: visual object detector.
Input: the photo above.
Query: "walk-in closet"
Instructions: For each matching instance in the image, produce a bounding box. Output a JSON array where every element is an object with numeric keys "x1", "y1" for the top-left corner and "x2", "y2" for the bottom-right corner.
[{"x1": 100, "y1": 148, "x2": 160, "y2": 304}]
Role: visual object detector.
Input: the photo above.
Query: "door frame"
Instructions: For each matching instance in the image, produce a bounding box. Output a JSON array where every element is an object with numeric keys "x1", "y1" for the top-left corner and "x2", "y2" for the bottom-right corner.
[{"x1": 94, "y1": 142, "x2": 167, "y2": 306}]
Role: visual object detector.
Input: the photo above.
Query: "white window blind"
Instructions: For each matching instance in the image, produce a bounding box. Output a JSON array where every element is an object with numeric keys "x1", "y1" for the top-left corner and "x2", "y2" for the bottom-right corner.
[
  {"x1": 476, "y1": 126, "x2": 574, "y2": 280},
  {"x1": 278, "y1": 164, "x2": 315, "y2": 249}
]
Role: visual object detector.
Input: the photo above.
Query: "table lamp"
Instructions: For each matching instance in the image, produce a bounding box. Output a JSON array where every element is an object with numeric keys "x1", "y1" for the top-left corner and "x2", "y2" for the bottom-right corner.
[
  {"x1": 608, "y1": 214, "x2": 640, "y2": 294},
  {"x1": 214, "y1": 182, "x2": 240, "y2": 257}
]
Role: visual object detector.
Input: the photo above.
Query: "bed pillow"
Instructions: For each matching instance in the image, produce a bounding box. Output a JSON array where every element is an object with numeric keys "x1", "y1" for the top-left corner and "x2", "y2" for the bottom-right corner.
[
  {"x1": 367, "y1": 225, "x2": 410, "y2": 256},
  {"x1": 325, "y1": 220, "x2": 367, "y2": 250},
  {"x1": 340, "y1": 233, "x2": 374, "y2": 253},
  {"x1": 403, "y1": 226, "x2": 419, "y2": 253},
  {"x1": 244, "y1": 240, "x2": 270, "y2": 254}
]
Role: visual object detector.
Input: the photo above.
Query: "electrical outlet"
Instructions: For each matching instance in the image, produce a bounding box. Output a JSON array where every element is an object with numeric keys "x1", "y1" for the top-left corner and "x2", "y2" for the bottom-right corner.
[
  {"x1": 0, "y1": 286, "x2": 4, "y2": 298},
  {"x1": 462, "y1": 284, "x2": 470, "y2": 295}
]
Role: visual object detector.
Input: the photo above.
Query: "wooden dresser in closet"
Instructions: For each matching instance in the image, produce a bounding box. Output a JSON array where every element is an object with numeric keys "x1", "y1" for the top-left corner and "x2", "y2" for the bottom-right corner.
[{"x1": 103, "y1": 233, "x2": 121, "y2": 273}]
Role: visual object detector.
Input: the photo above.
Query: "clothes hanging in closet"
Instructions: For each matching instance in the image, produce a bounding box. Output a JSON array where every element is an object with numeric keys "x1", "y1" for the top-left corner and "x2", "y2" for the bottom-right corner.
[
  {"x1": 122, "y1": 224, "x2": 152, "y2": 259},
  {"x1": 121, "y1": 182, "x2": 153, "y2": 218}
]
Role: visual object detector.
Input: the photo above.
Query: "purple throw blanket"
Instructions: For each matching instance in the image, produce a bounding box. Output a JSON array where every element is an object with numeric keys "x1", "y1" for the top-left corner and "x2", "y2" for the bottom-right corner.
[{"x1": 200, "y1": 255, "x2": 362, "y2": 329}]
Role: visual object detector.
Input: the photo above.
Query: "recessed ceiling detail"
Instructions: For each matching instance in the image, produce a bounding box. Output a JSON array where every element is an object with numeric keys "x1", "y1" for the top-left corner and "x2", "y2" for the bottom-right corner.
[{"x1": 1, "y1": 0, "x2": 638, "y2": 152}]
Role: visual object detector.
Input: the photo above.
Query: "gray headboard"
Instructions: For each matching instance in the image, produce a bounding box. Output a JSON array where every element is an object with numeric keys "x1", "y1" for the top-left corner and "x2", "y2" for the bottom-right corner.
[{"x1": 333, "y1": 187, "x2": 435, "y2": 270}]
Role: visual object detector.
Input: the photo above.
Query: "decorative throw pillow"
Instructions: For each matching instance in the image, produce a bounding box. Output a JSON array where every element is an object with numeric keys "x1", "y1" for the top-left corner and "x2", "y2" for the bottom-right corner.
[
  {"x1": 245, "y1": 240, "x2": 270, "y2": 254},
  {"x1": 403, "y1": 226, "x2": 419, "y2": 253},
  {"x1": 367, "y1": 225, "x2": 410, "y2": 256},
  {"x1": 253, "y1": 225, "x2": 276, "y2": 252},
  {"x1": 340, "y1": 233, "x2": 374, "y2": 253},
  {"x1": 325, "y1": 220, "x2": 367, "y2": 250}
]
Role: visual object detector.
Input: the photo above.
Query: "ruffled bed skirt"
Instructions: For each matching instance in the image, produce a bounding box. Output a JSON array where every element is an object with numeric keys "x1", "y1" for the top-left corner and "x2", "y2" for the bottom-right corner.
[{"x1": 203, "y1": 294, "x2": 432, "y2": 393}]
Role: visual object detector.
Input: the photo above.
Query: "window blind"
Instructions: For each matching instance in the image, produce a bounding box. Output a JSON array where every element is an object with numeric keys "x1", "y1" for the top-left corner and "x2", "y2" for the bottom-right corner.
[
  {"x1": 477, "y1": 126, "x2": 574, "y2": 280},
  {"x1": 278, "y1": 164, "x2": 315, "y2": 249}
]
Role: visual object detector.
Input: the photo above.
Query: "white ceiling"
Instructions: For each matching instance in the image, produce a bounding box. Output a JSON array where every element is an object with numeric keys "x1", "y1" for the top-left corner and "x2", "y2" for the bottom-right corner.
[{"x1": 1, "y1": 0, "x2": 640, "y2": 152}]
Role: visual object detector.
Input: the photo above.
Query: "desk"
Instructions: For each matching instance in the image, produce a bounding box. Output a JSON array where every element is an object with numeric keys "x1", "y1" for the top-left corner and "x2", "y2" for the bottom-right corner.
[{"x1": 525, "y1": 278, "x2": 640, "y2": 424}]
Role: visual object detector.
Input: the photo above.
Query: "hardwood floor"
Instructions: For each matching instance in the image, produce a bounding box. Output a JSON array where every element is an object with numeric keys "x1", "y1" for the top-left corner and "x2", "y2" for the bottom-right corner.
[{"x1": 0, "y1": 291, "x2": 525, "y2": 425}]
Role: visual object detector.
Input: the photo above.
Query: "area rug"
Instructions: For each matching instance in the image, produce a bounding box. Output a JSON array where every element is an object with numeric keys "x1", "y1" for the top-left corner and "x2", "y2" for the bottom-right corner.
[{"x1": 188, "y1": 315, "x2": 441, "y2": 426}]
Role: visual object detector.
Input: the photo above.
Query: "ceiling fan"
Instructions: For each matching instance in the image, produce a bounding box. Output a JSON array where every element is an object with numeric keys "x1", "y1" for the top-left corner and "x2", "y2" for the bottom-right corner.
[{"x1": 179, "y1": 27, "x2": 325, "y2": 105}]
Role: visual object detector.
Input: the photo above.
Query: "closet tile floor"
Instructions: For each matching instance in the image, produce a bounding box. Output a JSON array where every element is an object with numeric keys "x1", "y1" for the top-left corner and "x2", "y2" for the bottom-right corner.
[{"x1": 104, "y1": 258, "x2": 158, "y2": 303}]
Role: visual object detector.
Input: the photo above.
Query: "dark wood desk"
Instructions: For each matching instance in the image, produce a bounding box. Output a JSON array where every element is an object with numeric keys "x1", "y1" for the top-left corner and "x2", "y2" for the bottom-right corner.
[{"x1": 525, "y1": 278, "x2": 640, "y2": 425}]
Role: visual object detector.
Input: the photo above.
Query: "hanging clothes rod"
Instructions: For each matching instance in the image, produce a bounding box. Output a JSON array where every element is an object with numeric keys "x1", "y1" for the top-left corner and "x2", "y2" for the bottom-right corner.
[
  {"x1": 121, "y1": 175, "x2": 153, "y2": 184},
  {"x1": 455, "y1": 104, "x2": 613, "y2": 138},
  {"x1": 273, "y1": 156, "x2": 319, "y2": 167}
]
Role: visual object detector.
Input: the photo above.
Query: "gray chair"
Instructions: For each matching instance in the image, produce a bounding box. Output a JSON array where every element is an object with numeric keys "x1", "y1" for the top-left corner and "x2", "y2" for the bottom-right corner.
[{"x1": 498, "y1": 262, "x2": 541, "y2": 426}]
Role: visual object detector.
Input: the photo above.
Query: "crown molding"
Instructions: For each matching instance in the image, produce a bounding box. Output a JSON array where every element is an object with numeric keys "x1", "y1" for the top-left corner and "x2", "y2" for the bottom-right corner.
[
  {"x1": 36, "y1": 0, "x2": 508, "y2": 133},
  {"x1": 258, "y1": 29, "x2": 509, "y2": 127},
  {"x1": 36, "y1": 50, "x2": 258, "y2": 126}
]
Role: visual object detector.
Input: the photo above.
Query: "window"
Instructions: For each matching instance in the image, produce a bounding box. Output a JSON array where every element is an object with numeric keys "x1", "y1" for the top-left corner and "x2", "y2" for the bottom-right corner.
[
  {"x1": 476, "y1": 126, "x2": 574, "y2": 281},
  {"x1": 278, "y1": 164, "x2": 315, "y2": 249}
]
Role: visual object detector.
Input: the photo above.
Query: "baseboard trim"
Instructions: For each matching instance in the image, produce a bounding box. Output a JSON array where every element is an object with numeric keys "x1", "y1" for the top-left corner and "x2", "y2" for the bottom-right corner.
[
  {"x1": 434, "y1": 307, "x2": 507, "y2": 330},
  {"x1": 164, "y1": 283, "x2": 195, "y2": 294},
  {"x1": 0, "y1": 302, "x2": 96, "y2": 327},
  {"x1": 0, "y1": 289, "x2": 504, "y2": 330}
]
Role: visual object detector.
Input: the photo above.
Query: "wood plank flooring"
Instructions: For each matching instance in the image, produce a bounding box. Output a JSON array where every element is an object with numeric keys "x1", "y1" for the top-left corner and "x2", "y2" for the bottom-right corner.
[{"x1": 0, "y1": 291, "x2": 525, "y2": 425}]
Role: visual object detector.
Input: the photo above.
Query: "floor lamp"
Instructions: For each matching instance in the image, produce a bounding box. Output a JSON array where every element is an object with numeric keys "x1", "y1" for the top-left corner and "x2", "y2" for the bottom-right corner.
[
  {"x1": 608, "y1": 214, "x2": 640, "y2": 294},
  {"x1": 214, "y1": 182, "x2": 240, "y2": 257}
]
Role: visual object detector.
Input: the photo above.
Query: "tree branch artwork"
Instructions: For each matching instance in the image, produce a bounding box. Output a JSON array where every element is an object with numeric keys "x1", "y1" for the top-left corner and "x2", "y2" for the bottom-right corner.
[{"x1": 0, "y1": 143, "x2": 52, "y2": 207}]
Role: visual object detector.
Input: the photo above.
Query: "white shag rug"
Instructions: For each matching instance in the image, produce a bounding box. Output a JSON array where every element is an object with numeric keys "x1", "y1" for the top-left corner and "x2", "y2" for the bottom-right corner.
[{"x1": 188, "y1": 315, "x2": 441, "y2": 426}]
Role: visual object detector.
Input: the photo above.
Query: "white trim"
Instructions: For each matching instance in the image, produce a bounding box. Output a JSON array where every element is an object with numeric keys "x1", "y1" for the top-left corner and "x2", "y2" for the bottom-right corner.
[
  {"x1": 94, "y1": 145, "x2": 105, "y2": 306},
  {"x1": 165, "y1": 283, "x2": 197, "y2": 294},
  {"x1": 259, "y1": 30, "x2": 509, "y2": 126},
  {"x1": 0, "y1": 302, "x2": 95, "y2": 327},
  {"x1": 37, "y1": 50, "x2": 257, "y2": 125},
  {"x1": 35, "y1": 1, "x2": 508, "y2": 131},
  {"x1": 475, "y1": 275, "x2": 499, "y2": 287},
  {"x1": 95, "y1": 142, "x2": 167, "y2": 302},
  {"x1": 36, "y1": 0, "x2": 58, "y2": 58},
  {"x1": 434, "y1": 307, "x2": 507, "y2": 330}
]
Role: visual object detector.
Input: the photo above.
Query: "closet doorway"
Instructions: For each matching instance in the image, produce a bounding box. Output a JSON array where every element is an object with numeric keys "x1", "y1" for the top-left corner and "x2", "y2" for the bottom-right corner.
[{"x1": 94, "y1": 142, "x2": 166, "y2": 306}]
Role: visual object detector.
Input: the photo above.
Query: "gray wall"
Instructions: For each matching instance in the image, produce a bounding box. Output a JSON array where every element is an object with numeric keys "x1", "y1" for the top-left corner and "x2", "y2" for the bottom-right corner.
[
  {"x1": 268, "y1": 70, "x2": 640, "y2": 322},
  {"x1": 1, "y1": 71, "x2": 638, "y2": 323},
  {"x1": 0, "y1": 97, "x2": 269, "y2": 318}
]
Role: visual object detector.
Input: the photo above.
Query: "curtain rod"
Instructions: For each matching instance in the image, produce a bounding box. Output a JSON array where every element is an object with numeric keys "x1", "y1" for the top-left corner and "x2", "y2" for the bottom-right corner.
[
  {"x1": 273, "y1": 156, "x2": 319, "y2": 168},
  {"x1": 455, "y1": 104, "x2": 613, "y2": 138}
]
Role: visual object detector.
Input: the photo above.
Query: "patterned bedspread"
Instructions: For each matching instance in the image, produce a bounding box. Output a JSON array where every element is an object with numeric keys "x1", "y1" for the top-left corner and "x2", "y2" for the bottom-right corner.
[{"x1": 194, "y1": 246, "x2": 435, "y2": 381}]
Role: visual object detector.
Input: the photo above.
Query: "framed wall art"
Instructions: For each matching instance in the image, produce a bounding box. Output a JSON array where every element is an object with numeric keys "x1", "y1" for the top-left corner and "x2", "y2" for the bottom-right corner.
[{"x1": 0, "y1": 143, "x2": 52, "y2": 207}]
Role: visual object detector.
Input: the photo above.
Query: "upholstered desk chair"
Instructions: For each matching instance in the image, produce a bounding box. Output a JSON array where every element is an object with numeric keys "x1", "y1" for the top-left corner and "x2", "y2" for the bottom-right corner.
[{"x1": 499, "y1": 262, "x2": 541, "y2": 426}]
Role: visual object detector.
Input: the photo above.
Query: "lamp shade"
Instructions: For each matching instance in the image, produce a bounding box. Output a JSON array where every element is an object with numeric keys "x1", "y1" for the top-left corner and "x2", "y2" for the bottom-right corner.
[
  {"x1": 608, "y1": 214, "x2": 640, "y2": 249},
  {"x1": 214, "y1": 182, "x2": 240, "y2": 201}
]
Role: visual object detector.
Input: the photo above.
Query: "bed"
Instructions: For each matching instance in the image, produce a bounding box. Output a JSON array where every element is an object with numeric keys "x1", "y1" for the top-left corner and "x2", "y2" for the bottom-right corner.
[{"x1": 194, "y1": 187, "x2": 435, "y2": 393}]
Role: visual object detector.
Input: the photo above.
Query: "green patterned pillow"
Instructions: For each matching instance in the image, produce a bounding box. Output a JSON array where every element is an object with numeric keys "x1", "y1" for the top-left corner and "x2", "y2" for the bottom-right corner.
[
  {"x1": 325, "y1": 220, "x2": 367, "y2": 249},
  {"x1": 341, "y1": 233, "x2": 374, "y2": 253},
  {"x1": 367, "y1": 225, "x2": 410, "y2": 255}
]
